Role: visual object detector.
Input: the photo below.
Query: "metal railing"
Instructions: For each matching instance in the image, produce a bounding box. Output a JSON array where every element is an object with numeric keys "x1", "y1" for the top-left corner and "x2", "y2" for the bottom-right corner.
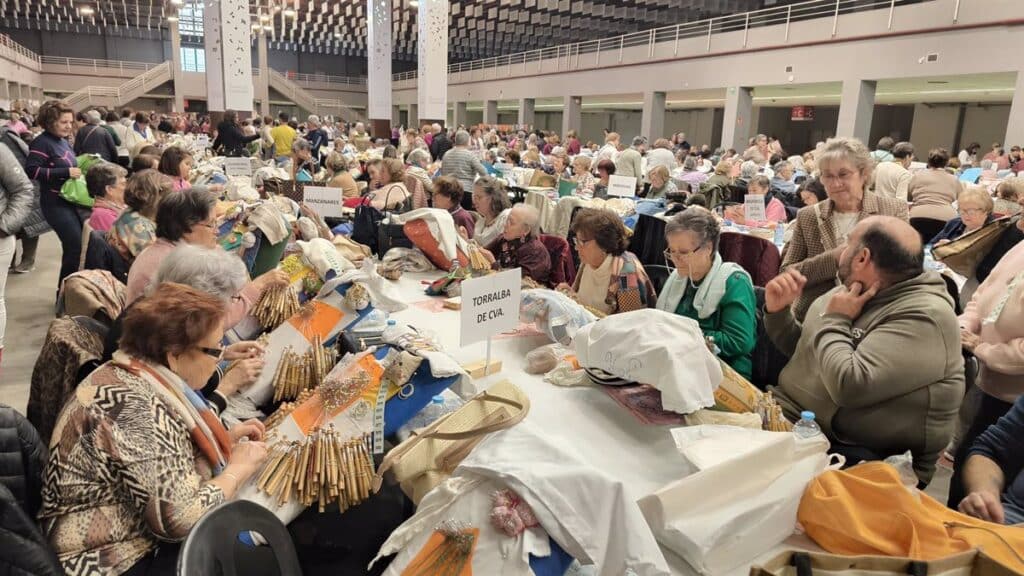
[
  {"x1": 392, "y1": 0, "x2": 930, "y2": 81},
  {"x1": 40, "y1": 56, "x2": 161, "y2": 75},
  {"x1": 0, "y1": 33, "x2": 41, "y2": 70},
  {"x1": 64, "y1": 61, "x2": 171, "y2": 111},
  {"x1": 279, "y1": 71, "x2": 367, "y2": 86}
]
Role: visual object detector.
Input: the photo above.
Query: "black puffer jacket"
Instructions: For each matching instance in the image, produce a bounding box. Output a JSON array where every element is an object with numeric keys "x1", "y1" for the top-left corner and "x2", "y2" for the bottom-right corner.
[{"x1": 0, "y1": 405, "x2": 61, "y2": 576}]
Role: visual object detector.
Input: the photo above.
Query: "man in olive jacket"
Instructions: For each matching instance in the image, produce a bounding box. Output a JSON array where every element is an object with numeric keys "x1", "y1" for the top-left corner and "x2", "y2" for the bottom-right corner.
[{"x1": 765, "y1": 216, "x2": 964, "y2": 485}]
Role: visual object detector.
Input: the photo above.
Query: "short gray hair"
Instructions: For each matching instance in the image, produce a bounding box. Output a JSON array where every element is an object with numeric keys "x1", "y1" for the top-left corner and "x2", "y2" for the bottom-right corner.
[
  {"x1": 632, "y1": 136, "x2": 647, "y2": 147},
  {"x1": 454, "y1": 130, "x2": 470, "y2": 146},
  {"x1": 150, "y1": 244, "x2": 249, "y2": 302},
  {"x1": 740, "y1": 160, "x2": 759, "y2": 179},
  {"x1": 307, "y1": 114, "x2": 321, "y2": 127},
  {"x1": 682, "y1": 155, "x2": 698, "y2": 171},
  {"x1": 292, "y1": 137, "x2": 312, "y2": 154},
  {"x1": 511, "y1": 204, "x2": 540, "y2": 237},
  {"x1": 665, "y1": 207, "x2": 721, "y2": 251},
  {"x1": 749, "y1": 174, "x2": 771, "y2": 192},
  {"x1": 773, "y1": 160, "x2": 793, "y2": 174},
  {"x1": 407, "y1": 147, "x2": 430, "y2": 167}
]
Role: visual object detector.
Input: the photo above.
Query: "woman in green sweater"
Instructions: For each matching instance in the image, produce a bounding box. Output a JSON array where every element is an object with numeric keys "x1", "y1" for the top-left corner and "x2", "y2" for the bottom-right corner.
[{"x1": 656, "y1": 207, "x2": 757, "y2": 378}]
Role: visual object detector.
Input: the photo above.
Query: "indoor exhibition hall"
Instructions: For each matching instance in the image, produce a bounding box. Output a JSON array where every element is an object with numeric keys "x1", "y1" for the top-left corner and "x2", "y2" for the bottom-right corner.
[{"x1": 0, "y1": 0, "x2": 1023, "y2": 574}]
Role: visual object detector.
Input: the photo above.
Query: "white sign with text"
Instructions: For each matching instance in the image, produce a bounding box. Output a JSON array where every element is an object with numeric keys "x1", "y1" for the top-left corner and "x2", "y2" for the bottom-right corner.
[
  {"x1": 460, "y1": 268, "x2": 522, "y2": 347},
  {"x1": 223, "y1": 157, "x2": 253, "y2": 178},
  {"x1": 196, "y1": 134, "x2": 210, "y2": 149},
  {"x1": 302, "y1": 186, "x2": 344, "y2": 218},
  {"x1": 608, "y1": 175, "x2": 638, "y2": 197},
  {"x1": 744, "y1": 194, "x2": 767, "y2": 223}
]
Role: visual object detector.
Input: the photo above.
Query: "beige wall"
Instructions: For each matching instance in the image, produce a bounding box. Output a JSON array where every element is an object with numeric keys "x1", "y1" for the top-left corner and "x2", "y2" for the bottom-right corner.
[
  {"x1": 910, "y1": 103, "x2": 960, "y2": 154},
  {"x1": 963, "y1": 105, "x2": 1011, "y2": 149}
]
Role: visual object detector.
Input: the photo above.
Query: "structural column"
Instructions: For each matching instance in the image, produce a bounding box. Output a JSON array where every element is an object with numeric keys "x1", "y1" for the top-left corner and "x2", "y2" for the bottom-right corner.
[
  {"x1": 483, "y1": 100, "x2": 498, "y2": 126},
  {"x1": 416, "y1": 0, "x2": 449, "y2": 126},
  {"x1": 518, "y1": 98, "x2": 535, "y2": 128},
  {"x1": 1005, "y1": 71, "x2": 1024, "y2": 149},
  {"x1": 392, "y1": 105, "x2": 402, "y2": 127},
  {"x1": 368, "y1": 0, "x2": 392, "y2": 137},
  {"x1": 257, "y1": 28, "x2": 270, "y2": 117},
  {"x1": 721, "y1": 86, "x2": 753, "y2": 152},
  {"x1": 836, "y1": 79, "x2": 876, "y2": 143},
  {"x1": 562, "y1": 95, "x2": 581, "y2": 137},
  {"x1": 0, "y1": 82, "x2": 9, "y2": 108},
  {"x1": 453, "y1": 101, "x2": 468, "y2": 128},
  {"x1": 203, "y1": 0, "x2": 253, "y2": 114},
  {"x1": 169, "y1": 25, "x2": 185, "y2": 113},
  {"x1": 641, "y1": 91, "x2": 666, "y2": 142},
  {"x1": 408, "y1": 104, "x2": 419, "y2": 128}
]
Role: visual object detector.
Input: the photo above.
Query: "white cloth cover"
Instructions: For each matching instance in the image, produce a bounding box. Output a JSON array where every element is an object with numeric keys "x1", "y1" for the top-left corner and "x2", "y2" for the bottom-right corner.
[
  {"x1": 637, "y1": 426, "x2": 834, "y2": 575},
  {"x1": 551, "y1": 196, "x2": 590, "y2": 237},
  {"x1": 388, "y1": 207, "x2": 469, "y2": 263},
  {"x1": 372, "y1": 420, "x2": 671, "y2": 576},
  {"x1": 298, "y1": 238, "x2": 355, "y2": 279},
  {"x1": 524, "y1": 189, "x2": 557, "y2": 234},
  {"x1": 225, "y1": 176, "x2": 259, "y2": 202},
  {"x1": 573, "y1": 309, "x2": 722, "y2": 414}
]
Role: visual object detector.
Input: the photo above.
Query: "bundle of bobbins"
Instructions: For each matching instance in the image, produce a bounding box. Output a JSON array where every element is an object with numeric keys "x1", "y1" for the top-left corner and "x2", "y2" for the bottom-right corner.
[
  {"x1": 271, "y1": 334, "x2": 339, "y2": 402},
  {"x1": 264, "y1": 389, "x2": 316, "y2": 431},
  {"x1": 255, "y1": 426, "x2": 375, "y2": 513},
  {"x1": 252, "y1": 284, "x2": 302, "y2": 330}
]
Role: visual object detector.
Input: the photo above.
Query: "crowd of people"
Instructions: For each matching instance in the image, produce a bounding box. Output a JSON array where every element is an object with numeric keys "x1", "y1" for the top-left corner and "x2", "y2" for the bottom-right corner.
[{"x1": 1, "y1": 97, "x2": 1024, "y2": 575}]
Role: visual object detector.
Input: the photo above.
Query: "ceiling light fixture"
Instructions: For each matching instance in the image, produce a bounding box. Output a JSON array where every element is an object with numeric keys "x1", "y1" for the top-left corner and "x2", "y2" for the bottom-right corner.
[
  {"x1": 260, "y1": 14, "x2": 270, "y2": 21},
  {"x1": 167, "y1": 14, "x2": 179, "y2": 21},
  {"x1": 79, "y1": 5, "x2": 95, "y2": 15},
  {"x1": 170, "y1": 0, "x2": 184, "y2": 5},
  {"x1": 283, "y1": 7, "x2": 296, "y2": 17},
  {"x1": 409, "y1": 0, "x2": 419, "y2": 6},
  {"x1": 263, "y1": 24, "x2": 273, "y2": 31}
]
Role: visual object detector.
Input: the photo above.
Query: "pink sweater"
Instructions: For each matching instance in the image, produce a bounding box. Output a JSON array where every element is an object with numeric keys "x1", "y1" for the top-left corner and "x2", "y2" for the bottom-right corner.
[
  {"x1": 960, "y1": 240, "x2": 1024, "y2": 402},
  {"x1": 88, "y1": 202, "x2": 123, "y2": 232},
  {"x1": 126, "y1": 238, "x2": 262, "y2": 329}
]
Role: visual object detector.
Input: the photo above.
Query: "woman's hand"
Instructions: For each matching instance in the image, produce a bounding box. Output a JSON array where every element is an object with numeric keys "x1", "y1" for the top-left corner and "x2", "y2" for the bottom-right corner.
[
  {"x1": 69, "y1": 167, "x2": 82, "y2": 178},
  {"x1": 227, "y1": 440, "x2": 269, "y2": 482},
  {"x1": 229, "y1": 418, "x2": 266, "y2": 444},
  {"x1": 961, "y1": 328, "x2": 981, "y2": 352},
  {"x1": 254, "y1": 269, "x2": 290, "y2": 291},
  {"x1": 224, "y1": 341, "x2": 264, "y2": 361},
  {"x1": 218, "y1": 357, "x2": 265, "y2": 396},
  {"x1": 457, "y1": 226, "x2": 470, "y2": 240},
  {"x1": 479, "y1": 247, "x2": 495, "y2": 264}
]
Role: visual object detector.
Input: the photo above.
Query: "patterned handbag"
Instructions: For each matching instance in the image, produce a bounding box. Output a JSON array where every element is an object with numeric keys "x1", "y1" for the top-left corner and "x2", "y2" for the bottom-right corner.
[{"x1": 612, "y1": 256, "x2": 645, "y2": 312}]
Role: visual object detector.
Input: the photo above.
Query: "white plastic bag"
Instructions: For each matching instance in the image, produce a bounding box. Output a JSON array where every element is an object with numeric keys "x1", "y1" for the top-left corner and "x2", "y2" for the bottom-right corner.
[{"x1": 637, "y1": 425, "x2": 838, "y2": 575}]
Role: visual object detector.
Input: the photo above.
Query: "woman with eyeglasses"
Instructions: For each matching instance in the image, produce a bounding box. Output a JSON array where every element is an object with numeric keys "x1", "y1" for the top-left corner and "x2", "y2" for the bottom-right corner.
[
  {"x1": 781, "y1": 137, "x2": 908, "y2": 320},
  {"x1": 930, "y1": 187, "x2": 995, "y2": 246},
  {"x1": 125, "y1": 188, "x2": 288, "y2": 323},
  {"x1": 655, "y1": 208, "x2": 757, "y2": 378},
  {"x1": 561, "y1": 207, "x2": 655, "y2": 315},
  {"x1": 40, "y1": 282, "x2": 269, "y2": 576}
]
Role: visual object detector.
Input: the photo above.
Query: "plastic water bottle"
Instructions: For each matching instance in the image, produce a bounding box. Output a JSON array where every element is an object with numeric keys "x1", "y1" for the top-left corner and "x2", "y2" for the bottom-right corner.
[
  {"x1": 353, "y1": 308, "x2": 388, "y2": 334},
  {"x1": 923, "y1": 244, "x2": 935, "y2": 269},
  {"x1": 773, "y1": 223, "x2": 785, "y2": 249},
  {"x1": 792, "y1": 411, "x2": 822, "y2": 440},
  {"x1": 396, "y1": 395, "x2": 450, "y2": 441},
  {"x1": 381, "y1": 318, "x2": 402, "y2": 341}
]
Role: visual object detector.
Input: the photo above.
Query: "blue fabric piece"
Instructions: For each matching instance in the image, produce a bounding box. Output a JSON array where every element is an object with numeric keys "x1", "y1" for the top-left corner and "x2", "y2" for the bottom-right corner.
[
  {"x1": 623, "y1": 214, "x2": 638, "y2": 230},
  {"x1": 967, "y1": 395, "x2": 1024, "y2": 525},
  {"x1": 529, "y1": 538, "x2": 574, "y2": 576},
  {"x1": 959, "y1": 168, "x2": 982, "y2": 183},
  {"x1": 375, "y1": 345, "x2": 459, "y2": 436},
  {"x1": 208, "y1": 172, "x2": 229, "y2": 185},
  {"x1": 332, "y1": 222, "x2": 353, "y2": 236},
  {"x1": 635, "y1": 198, "x2": 666, "y2": 216},
  {"x1": 242, "y1": 229, "x2": 263, "y2": 272}
]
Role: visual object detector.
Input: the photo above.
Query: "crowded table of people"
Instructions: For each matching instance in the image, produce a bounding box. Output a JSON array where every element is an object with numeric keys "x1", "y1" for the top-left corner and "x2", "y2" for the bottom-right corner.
[{"x1": 1, "y1": 99, "x2": 1023, "y2": 576}]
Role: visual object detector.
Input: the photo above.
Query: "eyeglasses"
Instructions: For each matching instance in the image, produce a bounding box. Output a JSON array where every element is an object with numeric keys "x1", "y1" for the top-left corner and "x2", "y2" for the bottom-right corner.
[
  {"x1": 573, "y1": 238, "x2": 593, "y2": 248},
  {"x1": 664, "y1": 245, "x2": 705, "y2": 260},
  {"x1": 197, "y1": 220, "x2": 218, "y2": 231},
  {"x1": 959, "y1": 208, "x2": 985, "y2": 217},
  {"x1": 198, "y1": 346, "x2": 224, "y2": 360}
]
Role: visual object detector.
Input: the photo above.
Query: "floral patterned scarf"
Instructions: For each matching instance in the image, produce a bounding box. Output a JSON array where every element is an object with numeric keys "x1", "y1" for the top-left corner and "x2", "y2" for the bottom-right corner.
[{"x1": 107, "y1": 209, "x2": 157, "y2": 263}]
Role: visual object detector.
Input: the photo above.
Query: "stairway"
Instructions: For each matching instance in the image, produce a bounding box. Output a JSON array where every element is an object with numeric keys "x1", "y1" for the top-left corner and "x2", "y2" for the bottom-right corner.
[
  {"x1": 64, "y1": 61, "x2": 172, "y2": 112},
  {"x1": 268, "y1": 68, "x2": 362, "y2": 122}
]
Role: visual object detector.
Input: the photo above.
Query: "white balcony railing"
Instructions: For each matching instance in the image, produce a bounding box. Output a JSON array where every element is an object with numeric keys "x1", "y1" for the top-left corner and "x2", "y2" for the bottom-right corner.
[
  {"x1": 40, "y1": 56, "x2": 161, "y2": 75},
  {"x1": 0, "y1": 33, "x2": 42, "y2": 70},
  {"x1": 391, "y1": 0, "x2": 932, "y2": 82}
]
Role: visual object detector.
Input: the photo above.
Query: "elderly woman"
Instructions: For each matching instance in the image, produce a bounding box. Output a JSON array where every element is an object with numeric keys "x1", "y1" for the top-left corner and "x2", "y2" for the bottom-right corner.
[
  {"x1": 546, "y1": 151, "x2": 570, "y2": 179},
  {"x1": 365, "y1": 157, "x2": 411, "y2": 211},
  {"x1": 992, "y1": 177, "x2": 1024, "y2": 217},
  {"x1": 656, "y1": 208, "x2": 756, "y2": 378},
  {"x1": 398, "y1": 128, "x2": 419, "y2": 158},
  {"x1": 106, "y1": 169, "x2": 171, "y2": 267},
  {"x1": 433, "y1": 176, "x2": 476, "y2": 238},
  {"x1": 908, "y1": 148, "x2": 961, "y2": 221},
  {"x1": 325, "y1": 152, "x2": 359, "y2": 199},
  {"x1": 406, "y1": 148, "x2": 435, "y2": 195},
  {"x1": 27, "y1": 100, "x2": 83, "y2": 292},
  {"x1": 479, "y1": 204, "x2": 552, "y2": 285},
  {"x1": 724, "y1": 174, "x2": 787, "y2": 227},
  {"x1": 468, "y1": 176, "x2": 512, "y2": 247},
  {"x1": 646, "y1": 164, "x2": 679, "y2": 201},
  {"x1": 572, "y1": 156, "x2": 597, "y2": 196},
  {"x1": 772, "y1": 160, "x2": 797, "y2": 198},
  {"x1": 782, "y1": 137, "x2": 908, "y2": 320},
  {"x1": 291, "y1": 138, "x2": 315, "y2": 182},
  {"x1": 700, "y1": 159, "x2": 735, "y2": 208},
  {"x1": 930, "y1": 187, "x2": 995, "y2": 246},
  {"x1": 158, "y1": 146, "x2": 194, "y2": 191},
  {"x1": 125, "y1": 188, "x2": 288, "y2": 325},
  {"x1": 593, "y1": 159, "x2": 616, "y2": 199},
  {"x1": 85, "y1": 161, "x2": 128, "y2": 233},
  {"x1": 40, "y1": 283, "x2": 269, "y2": 576},
  {"x1": 676, "y1": 155, "x2": 709, "y2": 191},
  {"x1": 522, "y1": 146, "x2": 543, "y2": 169},
  {"x1": 562, "y1": 207, "x2": 656, "y2": 314}
]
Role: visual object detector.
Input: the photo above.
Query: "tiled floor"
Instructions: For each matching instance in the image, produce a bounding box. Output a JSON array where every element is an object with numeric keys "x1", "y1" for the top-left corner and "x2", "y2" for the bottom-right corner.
[{"x1": 0, "y1": 235, "x2": 956, "y2": 503}]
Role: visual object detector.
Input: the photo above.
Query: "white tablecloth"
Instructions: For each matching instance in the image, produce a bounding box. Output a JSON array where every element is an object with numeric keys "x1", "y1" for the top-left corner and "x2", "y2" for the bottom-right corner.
[{"x1": 382, "y1": 271, "x2": 819, "y2": 575}]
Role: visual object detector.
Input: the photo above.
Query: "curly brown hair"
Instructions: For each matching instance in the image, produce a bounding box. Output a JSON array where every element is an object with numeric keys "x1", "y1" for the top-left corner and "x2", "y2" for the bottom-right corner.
[
  {"x1": 125, "y1": 169, "x2": 173, "y2": 218},
  {"x1": 380, "y1": 157, "x2": 406, "y2": 184},
  {"x1": 36, "y1": 99, "x2": 73, "y2": 133},
  {"x1": 570, "y1": 208, "x2": 629, "y2": 256},
  {"x1": 432, "y1": 175, "x2": 463, "y2": 206}
]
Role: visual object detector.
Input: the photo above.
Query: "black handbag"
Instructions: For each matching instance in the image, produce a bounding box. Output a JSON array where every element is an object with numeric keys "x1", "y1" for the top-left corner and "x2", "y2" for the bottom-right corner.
[{"x1": 351, "y1": 184, "x2": 406, "y2": 255}]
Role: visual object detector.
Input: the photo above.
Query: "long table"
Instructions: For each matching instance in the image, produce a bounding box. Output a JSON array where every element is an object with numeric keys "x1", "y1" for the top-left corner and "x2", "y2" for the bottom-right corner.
[{"x1": 382, "y1": 271, "x2": 820, "y2": 575}]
